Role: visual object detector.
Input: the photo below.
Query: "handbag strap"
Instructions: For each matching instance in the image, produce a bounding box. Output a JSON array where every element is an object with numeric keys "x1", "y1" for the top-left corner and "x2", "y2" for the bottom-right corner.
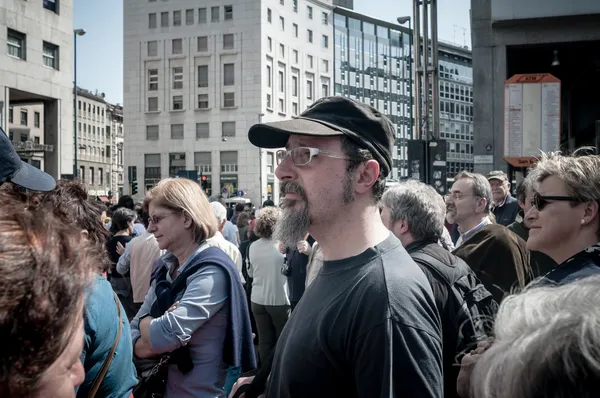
[{"x1": 88, "y1": 292, "x2": 123, "y2": 398}]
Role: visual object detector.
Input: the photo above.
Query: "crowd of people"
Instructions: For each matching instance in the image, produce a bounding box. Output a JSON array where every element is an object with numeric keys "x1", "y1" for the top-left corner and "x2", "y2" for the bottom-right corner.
[{"x1": 1, "y1": 96, "x2": 600, "y2": 398}]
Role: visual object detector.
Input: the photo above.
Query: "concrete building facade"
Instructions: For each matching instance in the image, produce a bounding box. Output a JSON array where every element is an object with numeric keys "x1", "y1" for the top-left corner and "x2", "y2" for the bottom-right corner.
[
  {"x1": 7, "y1": 103, "x2": 48, "y2": 171},
  {"x1": 0, "y1": 0, "x2": 74, "y2": 178},
  {"x1": 123, "y1": 0, "x2": 334, "y2": 206},
  {"x1": 107, "y1": 103, "x2": 125, "y2": 199},
  {"x1": 471, "y1": 0, "x2": 600, "y2": 175}
]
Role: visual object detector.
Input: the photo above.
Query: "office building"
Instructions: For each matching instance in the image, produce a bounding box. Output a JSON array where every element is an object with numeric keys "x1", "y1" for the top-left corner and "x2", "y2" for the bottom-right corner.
[
  {"x1": 333, "y1": 7, "x2": 474, "y2": 183},
  {"x1": 7, "y1": 103, "x2": 48, "y2": 171},
  {"x1": 471, "y1": 0, "x2": 600, "y2": 174},
  {"x1": 0, "y1": 0, "x2": 74, "y2": 178},
  {"x1": 123, "y1": 0, "x2": 334, "y2": 205},
  {"x1": 107, "y1": 103, "x2": 125, "y2": 199}
]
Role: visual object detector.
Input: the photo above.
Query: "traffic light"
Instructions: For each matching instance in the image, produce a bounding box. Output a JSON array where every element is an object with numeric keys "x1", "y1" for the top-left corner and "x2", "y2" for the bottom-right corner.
[
  {"x1": 201, "y1": 175, "x2": 208, "y2": 191},
  {"x1": 131, "y1": 180, "x2": 138, "y2": 195}
]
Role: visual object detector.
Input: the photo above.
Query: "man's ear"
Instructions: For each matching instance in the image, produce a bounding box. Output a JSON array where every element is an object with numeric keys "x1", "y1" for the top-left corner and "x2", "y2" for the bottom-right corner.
[{"x1": 355, "y1": 159, "x2": 380, "y2": 195}]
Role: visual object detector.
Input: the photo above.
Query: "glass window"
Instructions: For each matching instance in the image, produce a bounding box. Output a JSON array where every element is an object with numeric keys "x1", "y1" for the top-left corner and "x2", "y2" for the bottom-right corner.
[
  {"x1": 280, "y1": 16, "x2": 285, "y2": 31},
  {"x1": 198, "y1": 8, "x2": 207, "y2": 23},
  {"x1": 198, "y1": 94, "x2": 209, "y2": 109},
  {"x1": 224, "y1": 63, "x2": 235, "y2": 86},
  {"x1": 222, "y1": 122, "x2": 236, "y2": 137},
  {"x1": 148, "y1": 97, "x2": 158, "y2": 111},
  {"x1": 160, "y1": 12, "x2": 168, "y2": 27},
  {"x1": 42, "y1": 41, "x2": 59, "y2": 69},
  {"x1": 186, "y1": 9, "x2": 194, "y2": 25},
  {"x1": 322, "y1": 35, "x2": 328, "y2": 48},
  {"x1": 173, "y1": 10, "x2": 181, "y2": 26},
  {"x1": 307, "y1": 6, "x2": 312, "y2": 19},
  {"x1": 307, "y1": 29, "x2": 313, "y2": 43},
  {"x1": 224, "y1": 5, "x2": 233, "y2": 20},
  {"x1": 147, "y1": 40, "x2": 158, "y2": 56},
  {"x1": 292, "y1": 0, "x2": 297, "y2": 12},
  {"x1": 198, "y1": 65, "x2": 208, "y2": 87},
  {"x1": 172, "y1": 38, "x2": 182, "y2": 54},
  {"x1": 172, "y1": 67, "x2": 183, "y2": 89},
  {"x1": 171, "y1": 124, "x2": 184, "y2": 139},
  {"x1": 322, "y1": 12, "x2": 328, "y2": 25},
  {"x1": 306, "y1": 80, "x2": 313, "y2": 100},
  {"x1": 197, "y1": 36, "x2": 208, "y2": 52},
  {"x1": 223, "y1": 34, "x2": 234, "y2": 49},
  {"x1": 293, "y1": 23, "x2": 298, "y2": 37},
  {"x1": 148, "y1": 13, "x2": 157, "y2": 29},
  {"x1": 211, "y1": 6, "x2": 219, "y2": 21},
  {"x1": 267, "y1": 8, "x2": 272, "y2": 23},
  {"x1": 196, "y1": 123, "x2": 209, "y2": 139},
  {"x1": 266, "y1": 65, "x2": 272, "y2": 87},
  {"x1": 148, "y1": 69, "x2": 158, "y2": 90},
  {"x1": 172, "y1": 94, "x2": 183, "y2": 110},
  {"x1": 146, "y1": 125, "x2": 159, "y2": 140}
]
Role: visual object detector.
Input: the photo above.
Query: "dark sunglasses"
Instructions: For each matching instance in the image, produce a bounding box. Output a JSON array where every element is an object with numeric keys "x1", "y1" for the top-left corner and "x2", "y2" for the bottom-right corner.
[{"x1": 533, "y1": 192, "x2": 580, "y2": 211}]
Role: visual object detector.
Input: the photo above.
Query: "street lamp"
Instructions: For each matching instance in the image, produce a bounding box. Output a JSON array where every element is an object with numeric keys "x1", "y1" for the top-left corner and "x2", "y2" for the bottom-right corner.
[
  {"x1": 397, "y1": 17, "x2": 413, "y2": 141},
  {"x1": 73, "y1": 28, "x2": 86, "y2": 178}
]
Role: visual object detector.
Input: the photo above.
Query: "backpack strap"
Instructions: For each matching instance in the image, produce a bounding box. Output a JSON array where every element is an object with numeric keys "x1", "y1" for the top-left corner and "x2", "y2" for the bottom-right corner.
[{"x1": 88, "y1": 292, "x2": 123, "y2": 398}]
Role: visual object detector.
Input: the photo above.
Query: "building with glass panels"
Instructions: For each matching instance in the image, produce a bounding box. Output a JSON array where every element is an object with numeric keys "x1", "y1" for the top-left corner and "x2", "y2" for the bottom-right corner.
[
  {"x1": 333, "y1": 8, "x2": 412, "y2": 180},
  {"x1": 333, "y1": 8, "x2": 474, "y2": 184}
]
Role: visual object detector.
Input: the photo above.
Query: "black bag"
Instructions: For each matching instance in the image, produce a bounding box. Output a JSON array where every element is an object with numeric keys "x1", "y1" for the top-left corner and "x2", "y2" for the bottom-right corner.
[
  {"x1": 132, "y1": 356, "x2": 170, "y2": 398},
  {"x1": 410, "y1": 251, "x2": 498, "y2": 354}
]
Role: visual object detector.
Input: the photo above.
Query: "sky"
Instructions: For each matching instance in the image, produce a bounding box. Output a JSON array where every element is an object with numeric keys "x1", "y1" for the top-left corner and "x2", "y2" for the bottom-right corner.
[{"x1": 74, "y1": 0, "x2": 471, "y2": 106}]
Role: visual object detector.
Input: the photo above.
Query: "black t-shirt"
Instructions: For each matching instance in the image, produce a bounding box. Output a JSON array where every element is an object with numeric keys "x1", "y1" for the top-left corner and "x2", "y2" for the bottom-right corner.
[
  {"x1": 106, "y1": 235, "x2": 133, "y2": 277},
  {"x1": 267, "y1": 233, "x2": 443, "y2": 398}
]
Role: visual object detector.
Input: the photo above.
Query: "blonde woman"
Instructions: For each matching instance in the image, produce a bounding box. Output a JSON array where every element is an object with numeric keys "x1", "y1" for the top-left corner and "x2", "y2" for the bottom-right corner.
[{"x1": 130, "y1": 178, "x2": 256, "y2": 398}]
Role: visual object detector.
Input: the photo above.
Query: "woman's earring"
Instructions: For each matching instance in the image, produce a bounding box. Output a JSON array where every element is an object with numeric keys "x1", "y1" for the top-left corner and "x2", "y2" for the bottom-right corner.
[{"x1": 582, "y1": 219, "x2": 586, "y2": 225}]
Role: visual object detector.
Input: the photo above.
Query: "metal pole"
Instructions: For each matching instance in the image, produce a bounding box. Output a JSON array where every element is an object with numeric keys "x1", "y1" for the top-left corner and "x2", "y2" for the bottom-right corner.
[
  {"x1": 413, "y1": 0, "x2": 422, "y2": 145},
  {"x1": 73, "y1": 32, "x2": 78, "y2": 178},
  {"x1": 422, "y1": 0, "x2": 430, "y2": 142},
  {"x1": 431, "y1": 0, "x2": 440, "y2": 140},
  {"x1": 409, "y1": 19, "x2": 413, "y2": 141},
  {"x1": 258, "y1": 113, "x2": 264, "y2": 205}
]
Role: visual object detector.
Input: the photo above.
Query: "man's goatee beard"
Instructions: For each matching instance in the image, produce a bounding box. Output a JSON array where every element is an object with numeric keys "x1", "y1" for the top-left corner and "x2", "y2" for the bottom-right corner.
[{"x1": 274, "y1": 201, "x2": 311, "y2": 249}]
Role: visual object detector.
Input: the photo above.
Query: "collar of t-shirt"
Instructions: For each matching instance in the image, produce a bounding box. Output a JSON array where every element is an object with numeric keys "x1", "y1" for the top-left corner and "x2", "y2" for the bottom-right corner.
[{"x1": 320, "y1": 232, "x2": 398, "y2": 275}]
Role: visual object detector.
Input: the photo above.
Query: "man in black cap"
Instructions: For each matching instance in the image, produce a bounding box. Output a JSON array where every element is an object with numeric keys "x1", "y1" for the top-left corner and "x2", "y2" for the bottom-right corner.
[
  {"x1": 0, "y1": 127, "x2": 56, "y2": 191},
  {"x1": 232, "y1": 97, "x2": 442, "y2": 397}
]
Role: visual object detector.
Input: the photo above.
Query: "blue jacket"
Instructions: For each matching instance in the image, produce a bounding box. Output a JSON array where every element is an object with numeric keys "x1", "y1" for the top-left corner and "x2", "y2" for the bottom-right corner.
[
  {"x1": 538, "y1": 243, "x2": 600, "y2": 286},
  {"x1": 77, "y1": 275, "x2": 138, "y2": 398}
]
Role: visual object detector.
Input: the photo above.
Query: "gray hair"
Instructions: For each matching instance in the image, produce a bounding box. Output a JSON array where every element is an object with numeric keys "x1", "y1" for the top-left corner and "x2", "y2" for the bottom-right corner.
[
  {"x1": 380, "y1": 180, "x2": 445, "y2": 242},
  {"x1": 471, "y1": 276, "x2": 600, "y2": 398},
  {"x1": 454, "y1": 171, "x2": 492, "y2": 214}
]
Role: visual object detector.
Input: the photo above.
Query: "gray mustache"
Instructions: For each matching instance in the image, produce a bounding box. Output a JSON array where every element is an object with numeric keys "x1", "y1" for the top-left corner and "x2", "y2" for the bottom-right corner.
[{"x1": 280, "y1": 181, "x2": 307, "y2": 201}]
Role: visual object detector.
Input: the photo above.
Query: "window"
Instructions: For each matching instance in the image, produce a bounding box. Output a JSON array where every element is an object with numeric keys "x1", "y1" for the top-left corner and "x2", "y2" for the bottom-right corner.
[
  {"x1": 222, "y1": 122, "x2": 236, "y2": 137},
  {"x1": 194, "y1": 152, "x2": 212, "y2": 174},
  {"x1": 224, "y1": 5, "x2": 233, "y2": 20},
  {"x1": 266, "y1": 94, "x2": 272, "y2": 109},
  {"x1": 322, "y1": 59, "x2": 329, "y2": 72},
  {"x1": 147, "y1": 40, "x2": 158, "y2": 56},
  {"x1": 279, "y1": 71, "x2": 284, "y2": 92},
  {"x1": 80, "y1": 166, "x2": 85, "y2": 181},
  {"x1": 307, "y1": 80, "x2": 313, "y2": 100},
  {"x1": 8, "y1": 107, "x2": 12, "y2": 123},
  {"x1": 266, "y1": 65, "x2": 272, "y2": 87},
  {"x1": 223, "y1": 34, "x2": 234, "y2": 49},
  {"x1": 220, "y1": 151, "x2": 238, "y2": 173},
  {"x1": 292, "y1": 0, "x2": 298, "y2": 12},
  {"x1": 198, "y1": 7, "x2": 207, "y2": 23},
  {"x1": 20, "y1": 109, "x2": 27, "y2": 126},
  {"x1": 186, "y1": 9, "x2": 194, "y2": 25},
  {"x1": 292, "y1": 102, "x2": 298, "y2": 116},
  {"x1": 149, "y1": 13, "x2": 157, "y2": 28},
  {"x1": 292, "y1": 76, "x2": 298, "y2": 96},
  {"x1": 172, "y1": 38, "x2": 183, "y2": 54},
  {"x1": 197, "y1": 36, "x2": 208, "y2": 51},
  {"x1": 171, "y1": 124, "x2": 184, "y2": 139},
  {"x1": 172, "y1": 95, "x2": 183, "y2": 110},
  {"x1": 211, "y1": 6, "x2": 219, "y2": 21},
  {"x1": 34, "y1": 112, "x2": 40, "y2": 128},
  {"x1": 198, "y1": 65, "x2": 208, "y2": 87},
  {"x1": 7, "y1": 29, "x2": 25, "y2": 60},
  {"x1": 321, "y1": 83, "x2": 329, "y2": 97},
  {"x1": 90, "y1": 167, "x2": 95, "y2": 185},
  {"x1": 293, "y1": 23, "x2": 298, "y2": 37},
  {"x1": 148, "y1": 97, "x2": 158, "y2": 111},
  {"x1": 34, "y1": 136, "x2": 40, "y2": 144},
  {"x1": 99, "y1": 168, "x2": 103, "y2": 185},
  {"x1": 196, "y1": 123, "x2": 209, "y2": 139},
  {"x1": 172, "y1": 67, "x2": 183, "y2": 89},
  {"x1": 267, "y1": 8, "x2": 272, "y2": 23},
  {"x1": 224, "y1": 63, "x2": 235, "y2": 86},
  {"x1": 267, "y1": 37, "x2": 272, "y2": 51},
  {"x1": 322, "y1": 12, "x2": 328, "y2": 25},
  {"x1": 198, "y1": 94, "x2": 209, "y2": 109},
  {"x1": 307, "y1": 55, "x2": 313, "y2": 68},
  {"x1": 280, "y1": 16, "x2": 285, "y2": 30},
  {"x1": 43, "y1": 0, "x2": 58, "y2": 13},
  {"x1": 293, "y1": 49, "x2": 298, "y2": 63},
  {"x1": 148, "y1": 69, "x2": 158, "y2": 90},
  {"x1": 280, "y1": 0, "x2": 285, "y2": 4},
  {"x1": 169, "y1": 153, "x2": 186, "y2": 176},
  {"x1": 161, "y1": 12, "x2": 169, "y2": 27},
  {"x1": 279, "y1": 44, "x2": 285, "y2": 57},
  {"x1": 307, "y1": 6, "x2": 313, "y2": 19},
  {"x1": 173, "y1": 10, "x2": 181, "y2": 26},
  {"x1": 321, "y1": 35, "x2": 328, "y2": 48},
  {"x1": 145, "y1": 154, "x2": 161, "y2": 179},
  {"x1": 307, "y1": 30, "x2": 313, "y2": 43},
  {"x1": 278, "y1": 98, "x2": 284, "y2": 113},
  {"x1": 224, "y1": 92, "x2": 235, "y2": 107}
]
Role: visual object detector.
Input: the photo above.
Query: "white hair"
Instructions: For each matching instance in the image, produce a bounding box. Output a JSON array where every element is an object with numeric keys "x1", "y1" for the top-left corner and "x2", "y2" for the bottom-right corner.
[
  {"x1": 210, "y1": 201, "x2": 227, "y2": 223},
  {"x1": 471, "y1": 276, "x2": 600, "y2": 398}
]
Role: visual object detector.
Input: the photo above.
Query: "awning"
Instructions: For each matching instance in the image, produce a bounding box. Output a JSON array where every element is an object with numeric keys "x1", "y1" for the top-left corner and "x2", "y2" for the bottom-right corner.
[{"x1": 97, "y1": 196, "x2": 110, "y2": 203}]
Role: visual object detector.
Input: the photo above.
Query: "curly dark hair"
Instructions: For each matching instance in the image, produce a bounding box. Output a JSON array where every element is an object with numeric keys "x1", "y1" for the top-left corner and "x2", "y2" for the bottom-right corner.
[
  {"x1": 0, "y1": 194, "x2": 94, "y2": 396},
  {"x1": 36, "y1": 180, "x2": 111, "y2": 273},
  {"x1": 254, "y1": 206, "x2": 280, "y2": 239}
]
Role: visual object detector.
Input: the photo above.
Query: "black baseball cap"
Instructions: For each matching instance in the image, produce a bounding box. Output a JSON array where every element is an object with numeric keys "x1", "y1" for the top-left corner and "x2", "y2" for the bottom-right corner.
[
  {"x1": 0, "y1": 127, "x2": 56, "y2": 191},
  {"x1": 248, "y1": 96, "x2": 396, "y2": 176}
]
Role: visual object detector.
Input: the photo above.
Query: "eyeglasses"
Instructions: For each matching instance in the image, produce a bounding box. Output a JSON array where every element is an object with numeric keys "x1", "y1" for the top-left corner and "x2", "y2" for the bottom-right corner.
[
  {"x1": 149, "y1": 212, "x2": 176, "y2": 225},
  {"x1": 276, "y1": 147, "x2": 350, "y2": 166},
  {"x1": 533, "y1": 192, "x2": 581, "y2": 211},
  {"x1": 445, "y1": 192, "x2": 474, "y2": 201}
]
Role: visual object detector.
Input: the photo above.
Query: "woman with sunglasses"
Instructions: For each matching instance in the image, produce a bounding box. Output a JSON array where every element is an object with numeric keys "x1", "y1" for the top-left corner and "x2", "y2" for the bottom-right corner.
[{"x1": 525, "y1": 150, "x2": 600, "y2": 285}]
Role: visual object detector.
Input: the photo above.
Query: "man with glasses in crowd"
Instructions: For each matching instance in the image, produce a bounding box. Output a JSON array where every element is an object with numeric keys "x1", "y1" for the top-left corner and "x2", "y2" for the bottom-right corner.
[{"x1": 232, "y1": 96, "x2": 443, "y2": 397}]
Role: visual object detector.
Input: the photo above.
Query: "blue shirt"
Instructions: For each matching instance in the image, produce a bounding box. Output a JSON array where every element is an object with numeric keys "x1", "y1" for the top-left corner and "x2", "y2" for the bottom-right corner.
[
  {"x1": 77, "y1": 275, "x2": 138, "y2": 398},
  {"x1": 131, "y1": 245, "x2": 230, "y2": 398}
]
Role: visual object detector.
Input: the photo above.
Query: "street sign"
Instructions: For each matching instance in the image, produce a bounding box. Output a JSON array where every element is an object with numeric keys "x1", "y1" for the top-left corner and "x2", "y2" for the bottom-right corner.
[
  {"x1": 474, "y1": 155, "x2": 493, "y2": 164},
  {"x1": 221, "y1": 187, "x2": 228, "y2": 194},
  {"x1": 237, "y1": 190, "x2": 244, "y2": 197},
  {"x1": 503, "y1": 73, "x2": 561, "y2": 168}
]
